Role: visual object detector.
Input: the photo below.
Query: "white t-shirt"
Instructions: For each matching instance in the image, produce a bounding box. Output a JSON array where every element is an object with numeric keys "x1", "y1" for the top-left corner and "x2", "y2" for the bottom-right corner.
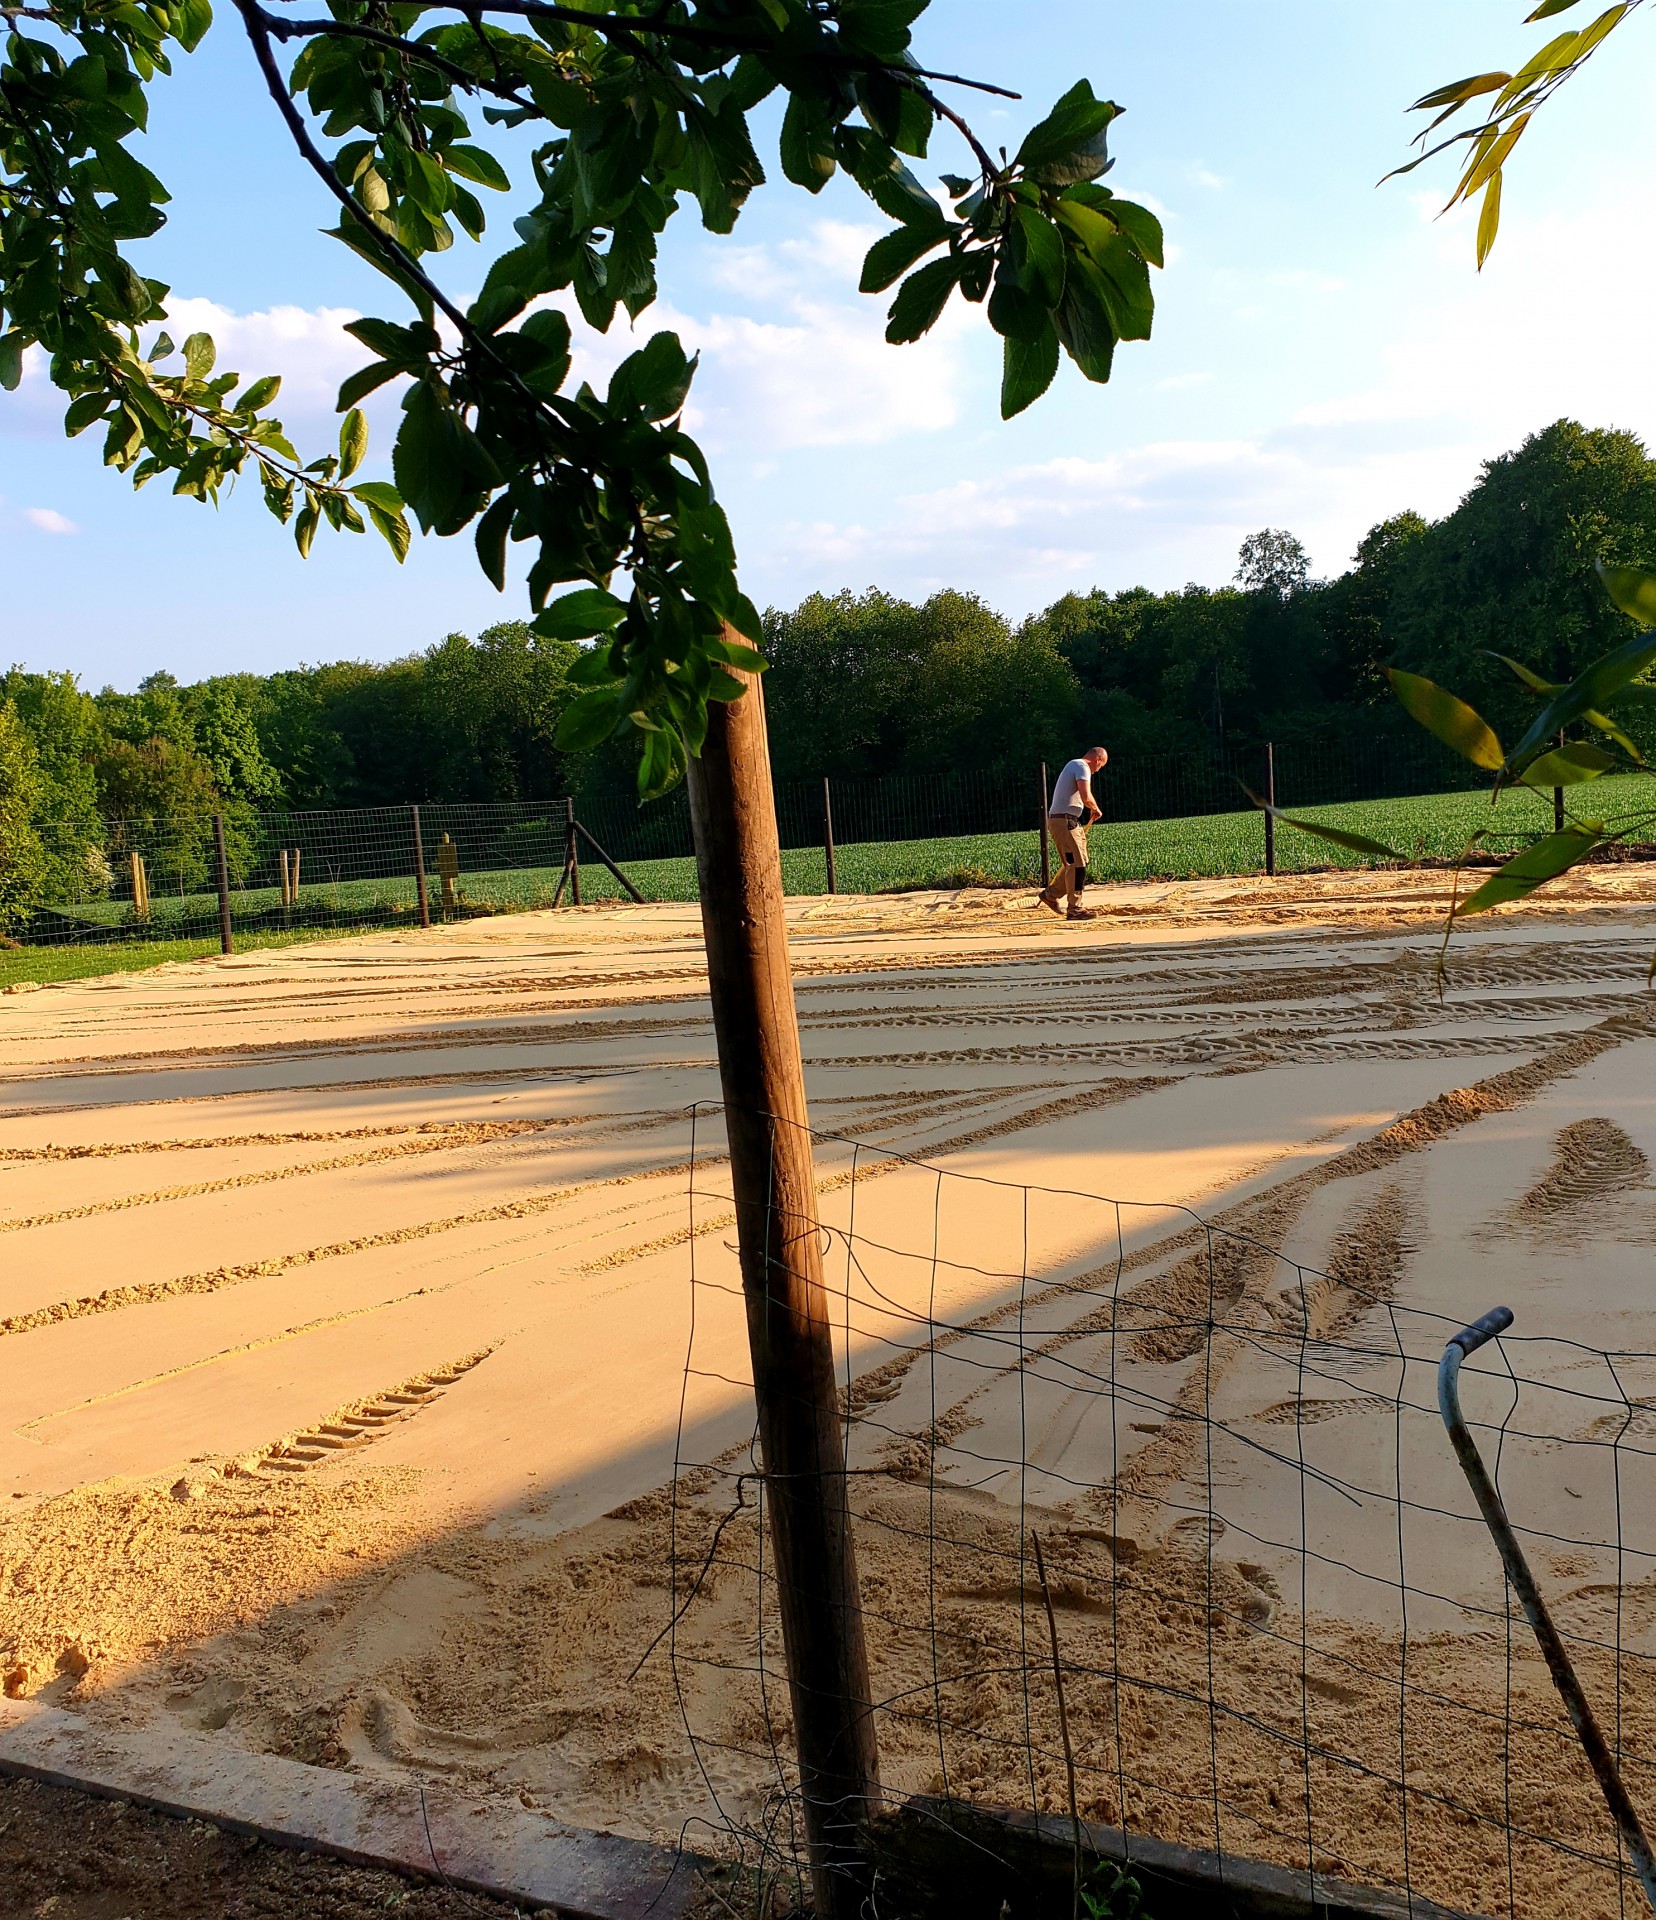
[{"x1": 1050, "y1": 758, "x2": 1093, "y2": 818}]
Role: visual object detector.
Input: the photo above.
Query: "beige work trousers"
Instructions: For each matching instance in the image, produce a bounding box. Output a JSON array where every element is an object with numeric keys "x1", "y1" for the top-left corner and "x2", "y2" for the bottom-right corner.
[{"x1": 1046, "y1": 814, "x2": 1089, "y2": 907}]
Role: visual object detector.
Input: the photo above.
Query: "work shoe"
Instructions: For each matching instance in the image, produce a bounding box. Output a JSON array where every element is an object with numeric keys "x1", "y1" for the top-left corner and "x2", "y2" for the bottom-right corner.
[
  {"x1": 1066, "y1": 907, "x2": 1098, "y2": 921},
  {"x1": 1037, "y1": 889, "x2": 1064, "y2": 916}
]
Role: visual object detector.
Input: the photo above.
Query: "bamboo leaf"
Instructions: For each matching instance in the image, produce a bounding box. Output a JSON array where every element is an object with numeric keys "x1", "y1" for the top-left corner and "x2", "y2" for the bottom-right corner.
[
  {"x1": 1242, "y1": 788, "x2": 1403, "y2": 859},
  {"x1": 1516, "y1": 741, "x2": 1616, "y2": 787},
  {"x1": 1455, "y1": 827, "x2": 1601, "y2": 915},
  {"x1": 1386, "y1": 668, "x2": 1505, "y2": 769},
  {"x1": 1600, "y1": 561, "x2": 1656, "y2": 626}
]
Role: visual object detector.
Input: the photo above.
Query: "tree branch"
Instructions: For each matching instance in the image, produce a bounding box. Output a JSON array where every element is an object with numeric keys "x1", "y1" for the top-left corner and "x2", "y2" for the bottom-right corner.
[
  {"x1": 257, "y1": 0, "x2": 1020, "y2": 97},
  {"x1": 234, "y1": 0, "x2": 480, "y2": 348},
  {"x1": 258, "y1": 8, "x2": 537, "y2": 111}
]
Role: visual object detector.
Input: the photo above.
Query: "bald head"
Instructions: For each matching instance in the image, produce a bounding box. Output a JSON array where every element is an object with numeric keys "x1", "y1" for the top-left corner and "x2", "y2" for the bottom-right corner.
[{"x1": 1084, "y1": 747, "x2": 1109, "y2": 771}]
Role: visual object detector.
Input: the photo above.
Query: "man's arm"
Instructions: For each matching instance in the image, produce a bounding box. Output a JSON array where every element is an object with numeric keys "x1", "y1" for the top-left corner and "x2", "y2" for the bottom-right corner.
[{"x1": 1078, "y1": 774, "x2": 1101, "y2": 823}]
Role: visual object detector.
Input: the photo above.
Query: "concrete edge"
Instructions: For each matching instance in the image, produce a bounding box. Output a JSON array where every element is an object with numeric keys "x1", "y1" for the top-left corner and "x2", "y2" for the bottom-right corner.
[
  {"x1": 0, "y1": 1699, "x2": 706, "y2": 1920},
  {"x1": 883, "y1": 1796, "x2": 1496, "y2": 1920}
]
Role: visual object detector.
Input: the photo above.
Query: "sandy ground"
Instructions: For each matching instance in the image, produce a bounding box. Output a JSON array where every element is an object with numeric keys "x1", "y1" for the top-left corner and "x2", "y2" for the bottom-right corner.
[{"x1": 6, "y1": 867, "x2": 1656, "y2": 1917}]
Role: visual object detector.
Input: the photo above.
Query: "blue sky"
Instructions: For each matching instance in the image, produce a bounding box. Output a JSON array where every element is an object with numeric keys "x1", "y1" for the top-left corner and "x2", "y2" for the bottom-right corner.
[{"x1": 4, "y1": 1, "x2": 1655, "y2": 689}]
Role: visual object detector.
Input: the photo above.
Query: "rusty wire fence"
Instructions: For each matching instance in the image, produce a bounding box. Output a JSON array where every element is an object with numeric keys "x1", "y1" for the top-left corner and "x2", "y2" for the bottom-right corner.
[{"x1": 662, "y1": 1113, "x2": 1656, "y2": 1920}]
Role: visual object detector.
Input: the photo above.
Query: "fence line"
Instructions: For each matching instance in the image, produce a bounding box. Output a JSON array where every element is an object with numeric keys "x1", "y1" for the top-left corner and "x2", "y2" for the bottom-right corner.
[
  {"x1": 661, "y1": 1111, "x2": 1656, "y2": 1919},
  {"x1": 8, "y1": 724, "x2": 1627, "y2": 954}
]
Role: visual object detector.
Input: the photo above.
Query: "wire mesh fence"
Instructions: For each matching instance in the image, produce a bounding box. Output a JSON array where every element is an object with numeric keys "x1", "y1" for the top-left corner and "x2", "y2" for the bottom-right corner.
[
  {"x1": 664, "y1": 1112, "x2": 1656, "y2": 1920},
  {"x1": 14, "y1": 725, "x2": 1656, "y2": 963}
]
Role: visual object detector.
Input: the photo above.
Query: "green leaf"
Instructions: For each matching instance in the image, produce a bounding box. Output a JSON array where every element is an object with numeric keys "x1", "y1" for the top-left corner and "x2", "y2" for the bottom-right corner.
[
  {"x1": 338, "y1": 407, "x2": 368, "y2": 480},
  {"x1": 886, "y1": 255, "x2": 963, "y2": 343},
  {"x1": 1386, "y1": 668, "x2": 1505, "y2": 769},
  {"x1": 1516, "y1": 741, "x2": 1616, "y2": 787},
  {"x1": 1054, "y1": 257, "x2": 1117, "y2": 383},
  {"x1": 608, "y1": 332, "x2": 694, "y2": 419},
  {"x1": 1409, "y1": 71, "x2": 1514, "y2": 112},
  {"x1": 444, "y1": 144, "x2": 510, "y2": 192},
  {"x1": 1012, "y1": 206, "x2": 1066, "y2": 306},
  {"x1": 1456, "y1": 827, "x2": 1601, "y2": 915},
  {"x1": 349, "y1": 480, "x2": 403, "y2": 513},
  {"x1": 235, "y1": 374, "x2": 281, "y2": 412},
  {"x1": 0, "y1": 332, "x2": 23, "y2": 393},
  {"x1": 1527, "y1": 0, "x2": 1586, "y2": 16},
  {"x1": 1101, "y1": 195, "x2": 1164, "y2": 269},
  {"x1": 1489, "y1": 651, "x2": 1558, "y2": 695},
  {"x1": 1507, "y1": 619, "x2": 1656, "y2": 769},
  {"x1": 1475, "y1": 171, "x2": 1502, "y2": 271},
  {"x1": 1089, "y1": 231, "x2": 1154, "y2": 341},
  {"x1": 337, "y1": 360, "x2": 405, "y2": 410},
  {"x1": 1242, "y1": 788, "x2": 1403, "y2": 859},
  {"x1": 362, "y1": 499, "x2": 411, "y2": 563},
  {"x1": 1600, "y1": 561, "x2": 1656, "y2": 626},
  {"x1": 183, "y1": 331, "x2": 215, "y2": 379},
  {"x1": 534, "y1": 588, "x2": 628, "y2": 640},
  {"x1": 860, "y1": 224, "x2": 948, "y2": 294},
  {"x1": 780, "y1": 94, "x2": 836, "y2": 193},
  {"x1": 474, "y1": 492, "x2": 513, "y2": 591},
  {"x1": 555, "y1": 685, "x2": 623, "y2": 751},
  {"x1": 1001, "y1": 322, "x2": 1060, "y2": 420},
  {"x1": 1015, "y1": 80, "x2": 1117, "y2": 185},
  {"x1": 294, "y1": 499, "x2": 319, "y2": 559}
]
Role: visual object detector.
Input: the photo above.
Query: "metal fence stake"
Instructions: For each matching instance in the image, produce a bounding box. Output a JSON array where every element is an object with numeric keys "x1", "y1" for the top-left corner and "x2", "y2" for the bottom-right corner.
[
  {"x1": 1264, "y1": 742, "x2": 1277, "y2": 878},
  {"x1": 1439, "y1": 1306, "x2": 1656, "y2": 1913},
  {"x1": 1039, "y1": 762, "x2": 1052, "y2": 891},
  {"x1": 1555, "y1": 727, "x2": 1566, "y2": 835},
  {"x1": 410, "y1": 806, "x2": 430, "y2": 929},
  {"x1": 211, "y1": 813, "x2": 233, "y2": 956},
  {"x1": 823, "y1": 776, "x2": 837, "y2": 896}
]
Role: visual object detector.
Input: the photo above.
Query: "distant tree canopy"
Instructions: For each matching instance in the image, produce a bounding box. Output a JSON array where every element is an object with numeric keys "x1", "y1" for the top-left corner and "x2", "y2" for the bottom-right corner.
[{"x1": 6, "y1": 418, "x2": 1656, "y2": 828}]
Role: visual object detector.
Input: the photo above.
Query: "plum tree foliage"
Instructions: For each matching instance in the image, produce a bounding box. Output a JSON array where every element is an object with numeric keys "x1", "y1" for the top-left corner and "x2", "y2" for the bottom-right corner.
[{"x1": 0, "y1": 0, "x2": 1163, "y2": 795}]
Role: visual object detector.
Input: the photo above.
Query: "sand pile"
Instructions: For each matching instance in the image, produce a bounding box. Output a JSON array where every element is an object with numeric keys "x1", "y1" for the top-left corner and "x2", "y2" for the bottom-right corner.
[{"x1": 4, "y1": 869, "x2": 1656, "y2": 1916}]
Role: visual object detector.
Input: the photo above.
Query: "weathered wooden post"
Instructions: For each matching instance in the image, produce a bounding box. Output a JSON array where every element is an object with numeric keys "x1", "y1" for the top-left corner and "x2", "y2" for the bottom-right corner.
[
  {"x1": 822, "y1": 775, "x2": 837, "y2": 896},
  {"x1": 129, "y1": 850, "x2": 149, "y2": 922},
  {"x1": 411, "y1": 807, "x2": 431, "y2": 928},
  {"x1": 212, "y1": 814, "x2": 233, "y2": 956},
  {"x1": 278, "y1": 848, "x2": 291, "y2": 911},
  {"x1": 1264, "y1": 741, "x2": 1277, "y2": 878},
  {"x1": 687, "y1": 651, "x2": 879, "y2": 1920},
  {"x1": 565, "y1": 797, "x2": 582, "y2": 906},
  {"x1": 436, "y1": 833, "x2": 459, "y2": 916}
]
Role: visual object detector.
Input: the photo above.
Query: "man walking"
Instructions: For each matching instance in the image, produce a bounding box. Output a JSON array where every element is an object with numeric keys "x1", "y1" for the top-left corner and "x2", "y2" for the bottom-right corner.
[{"x1": 1039, "y1": 746, "x2": 1108, "y2": 921}]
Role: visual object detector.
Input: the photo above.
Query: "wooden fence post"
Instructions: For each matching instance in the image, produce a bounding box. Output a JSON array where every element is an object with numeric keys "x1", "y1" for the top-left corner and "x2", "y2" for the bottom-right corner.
[
  {"x1": 565, "y1": 797, "x2": 582, "y2": 906},
  {"x1": 823, "y1": 776, "x2": 837, "y2": 896},
  {"x1": 1038, "y1": 762, "x2": 1052, "y2": 891},
  {"x1": 411, "y1": 807, "x2": 431, "y2": 929},
  {"x1": 687, "y1": 654, "x2": 879, "y2": 1919},
  {"x1": 212, "y1": 813, "x2": 233, "y2": 956},
  {"x1": 1264, "y1": 742, "x2": 1277, "y2": 878}
]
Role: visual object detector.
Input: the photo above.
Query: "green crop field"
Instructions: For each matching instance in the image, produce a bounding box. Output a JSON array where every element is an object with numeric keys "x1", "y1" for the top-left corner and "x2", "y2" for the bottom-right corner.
[{"x1": 12, "y1": 776, "x2": 1654, "y2": 989}]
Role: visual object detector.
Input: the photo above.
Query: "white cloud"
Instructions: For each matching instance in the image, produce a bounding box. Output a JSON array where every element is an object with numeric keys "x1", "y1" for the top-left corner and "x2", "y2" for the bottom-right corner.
[
  {"x1": 23, "y1": 507, "x2": 78, "y2": 535},
  {"x1": 556, "y1": 220, "x2": 972, "y2": 452},
  {"x1": 154, "y1": 298, "x2": 368, "y2": 417},
  {"x1": 751, "y1": 429, "x2": 1484, "y2": 607}
]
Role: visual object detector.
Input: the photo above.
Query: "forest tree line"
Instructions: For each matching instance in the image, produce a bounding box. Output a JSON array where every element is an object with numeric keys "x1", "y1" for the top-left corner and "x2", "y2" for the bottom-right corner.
[{"x1": 4, "y1": 418, "x2": 1656, "y2": 919}]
